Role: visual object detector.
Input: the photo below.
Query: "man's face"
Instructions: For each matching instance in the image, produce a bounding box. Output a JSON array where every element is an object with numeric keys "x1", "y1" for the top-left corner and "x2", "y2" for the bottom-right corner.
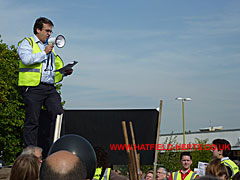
[
  {"x1": 157, "y1": 169, "x2": 166, "y2": 180},
  {"x1": 36, "y1": 23, "x2": 52, "y2": 43},
  {"x1": 146, "y1": 173, "x2": 153, "y2": 180},
  {"x1": 181, "y1": 155, "x2": 192, "y2": 170},
  {"x1": 34, "y1": 149, "x2": 43, "y2": 163}
]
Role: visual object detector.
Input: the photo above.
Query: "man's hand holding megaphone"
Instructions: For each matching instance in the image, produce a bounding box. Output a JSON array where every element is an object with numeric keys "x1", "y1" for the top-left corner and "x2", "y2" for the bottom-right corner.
[
  {"x1": 45, "y1": 34, "x2": 65, "y2": 54},
  {"x1": 44, "y1": 44, "x2": 54, "y2": 55},
  {"x1": 46, "y1": 34, "x2": 73, "y2": 76}
]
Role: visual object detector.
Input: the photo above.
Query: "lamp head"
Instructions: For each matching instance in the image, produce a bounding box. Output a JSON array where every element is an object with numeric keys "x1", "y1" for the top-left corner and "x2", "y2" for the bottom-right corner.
[
  {"x1": 176, "y1": 97, "x2": 192, "y2": 101},
  {"x1": 176, "y1": 97, "x2": 183, "y2": 100}
]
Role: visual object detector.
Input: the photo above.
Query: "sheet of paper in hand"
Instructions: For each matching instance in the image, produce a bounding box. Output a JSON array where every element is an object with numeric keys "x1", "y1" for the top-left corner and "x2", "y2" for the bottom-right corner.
[{"x1": 54, "y1": 61, "x2": 78, "y2": 74}]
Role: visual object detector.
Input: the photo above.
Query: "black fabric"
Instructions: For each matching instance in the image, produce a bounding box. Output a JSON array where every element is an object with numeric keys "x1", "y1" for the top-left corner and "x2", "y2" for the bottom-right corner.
[
  {"x1": 38, "y1": 109, "x2": 159, "y2": 164},
  {"x1": 22, "y1": 83, "x2": 63, "y2": 147},
  {"x1": 64, "y1": 109, "x2": 159, "y2": 165}
]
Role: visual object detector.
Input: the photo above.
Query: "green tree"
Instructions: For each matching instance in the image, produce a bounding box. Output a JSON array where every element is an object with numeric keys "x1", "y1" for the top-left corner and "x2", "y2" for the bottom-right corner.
[
  {"x1": 0, "y1": 35, "x2": 25, "y2": 164},
  {"x1": 157, "y1": 134, "x2": 181, "y2": 172},
  {"x1": 191, "y1": 138, "x2": 212, "y2": 169}
]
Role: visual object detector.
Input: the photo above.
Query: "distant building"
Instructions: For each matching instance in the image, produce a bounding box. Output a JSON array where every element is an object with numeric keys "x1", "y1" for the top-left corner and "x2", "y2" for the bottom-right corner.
[{"x1": 159, "y1": 127, "x2": 240, "y2": 159}]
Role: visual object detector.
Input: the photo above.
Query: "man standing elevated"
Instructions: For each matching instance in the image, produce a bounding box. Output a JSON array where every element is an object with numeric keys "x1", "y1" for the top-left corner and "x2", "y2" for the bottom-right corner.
[{"x1": 18, "y1": 17, "x2": 72, "y2": 147}]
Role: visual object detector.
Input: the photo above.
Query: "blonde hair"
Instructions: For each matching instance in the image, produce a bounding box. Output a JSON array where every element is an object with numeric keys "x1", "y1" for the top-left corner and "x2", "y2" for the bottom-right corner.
[
  {"x1": 206, "y1": 159, "x2": 229, "y2": 179},
  {"x1": 10, "y1": 154, "x2": 40, "y2": 180}
]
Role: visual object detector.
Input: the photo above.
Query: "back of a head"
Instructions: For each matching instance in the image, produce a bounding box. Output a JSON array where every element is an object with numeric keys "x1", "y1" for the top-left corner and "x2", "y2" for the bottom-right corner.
[
  {"x1": 206, "y1": 158, "x2": 229, "y2": 180},
  {"x1": 94, "y1": 146, "x2": 110, "y2": 169},
  {"x1": 158, "y1": 167, "x2": 167, "y2": 175},
  {"x1": 21, "y1": 145, "x2": 43, "y2": 163},
  {"x1": 9, "y1": 154, "x2": 40, "y2": 180},
  {"x1": 39, "y1": 150, "x2": 87, "y2": 180},
  {"x1": 212, "y1": 139, "x2": 231, "y2": 157},
  {"x1": 195, "y1": 175, "x2": 219, "y2": 180},
  {"x1": 21, "y1": 145, "x2": 42, "y2": 155}
]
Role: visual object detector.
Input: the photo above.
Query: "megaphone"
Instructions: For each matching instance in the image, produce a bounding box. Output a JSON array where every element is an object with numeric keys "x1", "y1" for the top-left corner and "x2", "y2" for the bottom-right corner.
[{"x1": 47, "y1": 35, "x2": 66, "y2": 48}]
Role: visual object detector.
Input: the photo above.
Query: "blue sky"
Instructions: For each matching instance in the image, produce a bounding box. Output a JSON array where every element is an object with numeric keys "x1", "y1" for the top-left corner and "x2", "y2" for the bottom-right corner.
[{"x1": 1, "y1": 0, "x2": 240, "y2": 134}]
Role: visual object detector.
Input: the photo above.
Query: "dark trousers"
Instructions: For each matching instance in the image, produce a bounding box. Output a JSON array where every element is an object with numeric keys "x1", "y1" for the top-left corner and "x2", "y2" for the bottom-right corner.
[{"x1": 21, "y1": 83, "x2": 64, "y2": 147}]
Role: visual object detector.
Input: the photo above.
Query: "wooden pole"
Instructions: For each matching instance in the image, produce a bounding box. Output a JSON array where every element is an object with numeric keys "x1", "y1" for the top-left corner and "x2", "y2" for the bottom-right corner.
[
  {"x1": 137, "y1": 153, "x2": 140, "y2": 170},
  {"x1": 153, "y1": 100, "x2": 163, "y2": 180},
  {"x1": 122, "y1": 121, "x2": 134, "y2": 180},
  {"x1": 129, "y1": 121, "x2": 141, "y2": 180},
  {"x1": 130, "y1": 148, "x2": 138, "y2": 180}
]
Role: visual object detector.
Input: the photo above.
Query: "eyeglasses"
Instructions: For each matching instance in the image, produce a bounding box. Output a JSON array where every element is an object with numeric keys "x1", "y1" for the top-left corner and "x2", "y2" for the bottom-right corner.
[{"x1": 42, "y1": 28, "x2": 53, "y2": 34}]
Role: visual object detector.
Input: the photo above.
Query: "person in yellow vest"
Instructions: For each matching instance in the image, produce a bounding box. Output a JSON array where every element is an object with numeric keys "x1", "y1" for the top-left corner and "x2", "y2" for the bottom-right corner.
[
  {"x1": 17, "y1": 17, "x2": 73, "y2": 147},
  {"x1": 211, "y1": 139, "x2": 239, "y2": 179},
  {"x1": 169, "y1": 152, "x2": 198, "y2": 180},
  {"x1": 93, "y1": 146, "x2": 128, "y2": 180}
]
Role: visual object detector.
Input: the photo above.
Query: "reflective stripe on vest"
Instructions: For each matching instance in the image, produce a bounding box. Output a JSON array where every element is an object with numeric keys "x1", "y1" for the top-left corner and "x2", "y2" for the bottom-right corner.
[
  {"x1": 18, "y1": 37, "x2": 63, "y2": 86},
  {"x1": 222, "y1": 159, "x2": 239, "y2": 178},
  {"x1": 93, "y1": 168, "x2": 111, "y2": 180},
  {"x1": 172, "y1": 171, "x2": 198, "y2": 180},
  {"x1": 19, "y1": 68, "x2": 40, "y2": 72}
]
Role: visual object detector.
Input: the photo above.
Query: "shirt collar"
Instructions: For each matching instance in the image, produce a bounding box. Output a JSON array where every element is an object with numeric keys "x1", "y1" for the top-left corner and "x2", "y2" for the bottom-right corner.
[
  {"x1": 221, "y1": 157, "x2": 229, "y2": 161},
  {"x1": 33, "y1": 34, "x2": 47, "y2": 46},
  {"x1": 33, "y1": 34, "x2": 41, "y2": 43},
  {"x1": 180, "y1": 169, "x2": 191, "y2": 174}
]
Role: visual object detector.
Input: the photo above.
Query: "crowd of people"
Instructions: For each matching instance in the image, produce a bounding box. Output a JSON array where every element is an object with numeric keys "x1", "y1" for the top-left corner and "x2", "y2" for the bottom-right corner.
[
  {"x1": 0, "y1": 138, "x2": 240, "y2": 180},
  {"x1": 143, "y1": 139, "x2": 240, "y2": 180}
]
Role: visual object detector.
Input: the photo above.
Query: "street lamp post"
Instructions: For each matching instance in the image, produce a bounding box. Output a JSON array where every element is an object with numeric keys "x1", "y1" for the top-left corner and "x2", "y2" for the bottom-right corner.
[{"x1": 176, "y1": 97, "x2": 192, "y2": 144}]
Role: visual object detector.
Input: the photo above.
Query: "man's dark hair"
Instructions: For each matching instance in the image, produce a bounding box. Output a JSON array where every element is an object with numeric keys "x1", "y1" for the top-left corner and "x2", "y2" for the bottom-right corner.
[
  {"x1": 39, "y1": 158, "x2": 87, "y2": 180},
  {"x1": 180, "y1": 151, "x2": 192, "y2": 161},
  {"x1": 212, "y1": 139, "x2": 231, "y2": 157},
  {"x1": 94, "y1": 146, "x2": 110, "y2": 169},
  {"x1": 33, "y1": 17, "x2": 54, "y2": 34}
]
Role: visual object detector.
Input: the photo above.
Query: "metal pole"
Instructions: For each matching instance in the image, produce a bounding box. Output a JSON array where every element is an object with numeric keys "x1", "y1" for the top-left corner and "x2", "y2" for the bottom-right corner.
[
  {"x1": 182, "y1": 100, "x2": 185, "y2": 144},
  {"x1": 153, "y1": 100, "x2": 163, "y2": 180}
]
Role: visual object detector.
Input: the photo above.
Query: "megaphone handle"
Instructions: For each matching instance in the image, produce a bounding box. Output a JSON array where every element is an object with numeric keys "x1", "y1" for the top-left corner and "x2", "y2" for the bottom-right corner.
[{"x1": 50, "y1": 53, "x2": 53, "y2": 70}]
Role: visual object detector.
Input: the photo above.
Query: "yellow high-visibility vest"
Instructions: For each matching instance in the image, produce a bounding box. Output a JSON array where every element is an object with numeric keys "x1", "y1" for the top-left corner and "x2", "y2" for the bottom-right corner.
[
  {"x1": 93, "y1": 167, "x2": 111, "y2": 180},
  {"x1": 172, "y1": 170, "x2": 198, "y2": 180},
  {"x1": 222, "y1": 159, "x2": 239, "y2": 178},
  {"x1": 18, "y1": 37, "x2": 63, "y2": 86}
]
